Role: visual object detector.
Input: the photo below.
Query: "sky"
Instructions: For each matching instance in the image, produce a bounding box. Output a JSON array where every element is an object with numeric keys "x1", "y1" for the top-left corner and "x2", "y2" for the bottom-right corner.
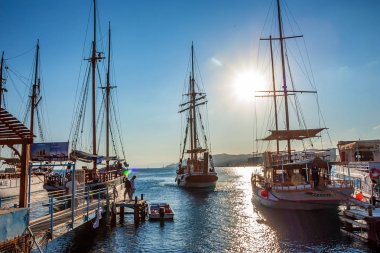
[{"x1": 0, "y1": 0, "x2": 380, "y2": 167}]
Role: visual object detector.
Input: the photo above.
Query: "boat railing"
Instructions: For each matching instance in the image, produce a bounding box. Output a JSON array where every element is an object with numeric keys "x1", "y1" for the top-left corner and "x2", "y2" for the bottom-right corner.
[
  {"x1": 327, "y1": 179, "x2": 355, "y2": 189},
  {"x1": 29, "y1": 185, "x2": 114, "y2": 239},
  {"x1": 44, "y1": 173, "x2": 66, "y2": 186},
  {"x1": 98, "y1": 169, "x2": 120, "y2": 182},
  {"x1": 270, "y1": 151, "x2": 333, "y2": 167},
  {"x1": 0, "y1": 172, "x2": 21, "y2": 179},
  {"x1": 266, "y1": 178, "x2": 354, "y2": 192},
  {"x1": 271, "y1": 183, "x2": 312, "y2": 191},
  {"x1": 84, "y1": 169, "x2": 121, "y2": 184}
]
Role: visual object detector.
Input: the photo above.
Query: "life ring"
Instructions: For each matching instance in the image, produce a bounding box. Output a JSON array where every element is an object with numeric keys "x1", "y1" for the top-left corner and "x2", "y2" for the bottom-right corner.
[{"x1": 369, "y1": 168, "x2": 380, "y2": 180}]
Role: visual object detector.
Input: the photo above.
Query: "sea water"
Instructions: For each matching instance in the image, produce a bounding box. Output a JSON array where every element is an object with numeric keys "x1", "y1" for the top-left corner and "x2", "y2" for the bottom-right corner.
[{"x1": 38, "y1": 167, "x2": 377, "y2": 252}]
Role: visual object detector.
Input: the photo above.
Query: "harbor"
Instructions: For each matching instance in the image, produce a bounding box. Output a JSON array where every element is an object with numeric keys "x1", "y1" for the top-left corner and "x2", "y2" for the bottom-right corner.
[
  {"x1": 1, "y1": 0, "x2": 380, "y2": 252},
  {"x1": 1, "y1": 167, "x2": 378, "y2": 252}
]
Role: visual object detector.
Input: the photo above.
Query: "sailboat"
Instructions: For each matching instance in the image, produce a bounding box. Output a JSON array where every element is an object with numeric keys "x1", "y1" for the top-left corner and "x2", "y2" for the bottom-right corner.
[
  {"x1": 44, "y1": 0, "x2": 127, "y2": 192},
  {"x1": 251, "y1": 0, "x2": 354, "y2": 210},
  {"x1": 0, "y1": 43, "x2": 46, "y2": 199},
  {"x1": 175, "y1": 43, "x2": 218, "y2": 188}
]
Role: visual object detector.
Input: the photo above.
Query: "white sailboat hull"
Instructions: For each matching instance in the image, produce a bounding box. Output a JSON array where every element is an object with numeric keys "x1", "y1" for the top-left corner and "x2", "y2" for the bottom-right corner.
[
  {"x1": 252, "y1": 184, "x2": 353, "y2": 210},
  {"x1": 0, "y1": 175, "x2": 44, "y2": 199}
]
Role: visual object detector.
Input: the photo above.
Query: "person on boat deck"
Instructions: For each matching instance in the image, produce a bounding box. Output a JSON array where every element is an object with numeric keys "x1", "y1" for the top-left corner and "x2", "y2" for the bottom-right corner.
[
  {"x1": 130, "y1": 175, "x2": 137, "y2": 199},
  {"x1": 178, "y1": 161, "x2": 183, "y2": 174},
  {"x1": 299, "y1": 168, "x2": 308, "y2": 183},
  {"x1": 187, "y1": 158, "x2": 191, "y2": 173},
  {"x1": 123, "y1": 176, "x2": 132, "y2": 201},
  {"x1": 65, "y1": 175, "x2": 80, "y2": 209},
  {"x1": 311, "y1": 164, "x2": 320, "y2": 189}
]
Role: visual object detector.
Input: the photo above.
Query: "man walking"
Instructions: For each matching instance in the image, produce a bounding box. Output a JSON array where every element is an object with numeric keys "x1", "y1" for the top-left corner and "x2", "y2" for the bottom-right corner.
[
  {"x1": 130, "y1": 175, "x2": 137, "y2": 200},
  {"x1": 123, "y1": 176, "x2": 131, "y2": 202}
]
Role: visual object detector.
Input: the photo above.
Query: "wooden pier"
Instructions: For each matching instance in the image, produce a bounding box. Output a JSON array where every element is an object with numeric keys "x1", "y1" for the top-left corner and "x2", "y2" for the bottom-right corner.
[
  {"x1": 340, "y1": 197, "x2": 380, "y2": 247},
  {"x1": 113, "y1": 194, "x2": 148, "y2": 226}
]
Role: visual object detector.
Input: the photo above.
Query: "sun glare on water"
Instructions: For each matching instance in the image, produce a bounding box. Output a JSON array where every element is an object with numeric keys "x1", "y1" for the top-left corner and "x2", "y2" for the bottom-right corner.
[{"x1": 233, "y1": 70, "x2": 267, "y2": 101}]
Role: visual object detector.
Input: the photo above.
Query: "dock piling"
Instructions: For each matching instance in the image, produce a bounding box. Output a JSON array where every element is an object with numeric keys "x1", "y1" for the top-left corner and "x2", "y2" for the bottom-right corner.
[
  {"x1": 134, "y1": 205, "x2": 139, "y2": 225},
  {"x1": 120, "y1": 203, "x2": 125, "y2": 224},
  {"x1": 111, "y1": 201, "x2": 116, "y2": 226}
]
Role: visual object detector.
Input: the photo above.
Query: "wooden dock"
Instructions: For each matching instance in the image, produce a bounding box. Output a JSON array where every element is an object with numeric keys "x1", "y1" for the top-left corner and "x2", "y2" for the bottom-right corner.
[
  {"x1": 112, "y1": 195, "x2": 148, "y2": 225},
  {"x1": 340, "y1": 197, "x2": 380, "y2": 247}
]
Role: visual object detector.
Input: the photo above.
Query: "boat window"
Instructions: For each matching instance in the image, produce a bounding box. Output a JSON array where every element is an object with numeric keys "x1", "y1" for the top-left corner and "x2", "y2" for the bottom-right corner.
[{"x1": 354, "y1": 151, "x2": 373, "y2": 161}]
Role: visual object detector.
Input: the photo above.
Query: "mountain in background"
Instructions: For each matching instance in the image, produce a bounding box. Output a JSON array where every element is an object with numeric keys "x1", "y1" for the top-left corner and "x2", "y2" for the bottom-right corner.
[{"x1": 166, "y1": 153, "x2": 262, "y2": 168}]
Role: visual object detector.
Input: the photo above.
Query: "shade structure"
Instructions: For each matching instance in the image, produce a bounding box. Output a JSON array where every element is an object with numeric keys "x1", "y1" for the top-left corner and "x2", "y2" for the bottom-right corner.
[
  {"x1": 262, "y1": 128, "x2": 326, "y2": 141},
  {"x1": 0, "y1": 108, "x2": 34, "y2": 208},
  {"x1": 0, "y1": 108, "x2": 33, "y2": 145}
]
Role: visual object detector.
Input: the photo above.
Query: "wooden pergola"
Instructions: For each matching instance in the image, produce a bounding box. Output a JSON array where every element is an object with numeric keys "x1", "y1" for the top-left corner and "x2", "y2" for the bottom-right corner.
[{"x1": 0, "y1": 108, "x2": 33, "y2": 208}]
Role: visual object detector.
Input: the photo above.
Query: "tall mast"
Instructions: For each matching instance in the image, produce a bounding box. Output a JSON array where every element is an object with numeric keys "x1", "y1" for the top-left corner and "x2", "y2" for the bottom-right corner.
[
  {"x1": 0, "y1": 52, "x2": 6, "y2": 109},
  {"x1": 106, "y1": 22, "x2": 111, "y2": 169},
  {"x1": 277, "y1": 0, "x2": 291, "y2": 160},
  {"x1": 91, "y1": 0, "x2": 97, "y2": 170},
  {"x1": 269, "y1": 36, "x2": 279, "y2": 154},
  {"x1": 190, "y1": 42, "x2": 197, "y2": 160},
  {"x1": 30, "y1": 40, "x2": 40, "y2": 145}
]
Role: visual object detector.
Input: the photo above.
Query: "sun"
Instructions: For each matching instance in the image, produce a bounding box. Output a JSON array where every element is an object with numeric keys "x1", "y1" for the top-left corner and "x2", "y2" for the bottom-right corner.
[{"x1": 233, "y1": 70, "x2": 266, "y2": 101}]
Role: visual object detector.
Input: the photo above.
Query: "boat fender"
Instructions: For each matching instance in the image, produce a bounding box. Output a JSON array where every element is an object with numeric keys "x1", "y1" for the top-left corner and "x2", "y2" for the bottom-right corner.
[
  {"x1": 355, "y1": 191, "x2": 363, "y2": 201},
  {"x1": 177, "y1": 179, "x2": 180, "y2": 185},
  {"x1": 260, "y1": 189, "x2": 269, "y2": 198}
]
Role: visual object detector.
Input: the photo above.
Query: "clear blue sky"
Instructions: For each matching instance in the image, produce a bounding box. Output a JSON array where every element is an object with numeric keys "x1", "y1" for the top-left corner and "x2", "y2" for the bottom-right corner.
[{"x1": 1, "y1": 0, "x2": 379, "y2": 167}]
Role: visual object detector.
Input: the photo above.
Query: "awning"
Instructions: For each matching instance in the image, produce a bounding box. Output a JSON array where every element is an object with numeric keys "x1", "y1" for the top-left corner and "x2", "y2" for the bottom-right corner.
[
  {"x1": 70, "y1": 150, "x2": 100, "y2": 163},
  {"x1": 338, "y1": 140, "x2": 380, "y2": 151},
  {"x1": 0, "y1": 108, "x2": 33, "y2": 145},
  {"x1": 262, "y1": 128, "x2": 326, "y2": 141},
  {"x1": 186, "y1": 148, "x2": 207, "y2": 154},
  {"x1": 102, "y1": 156, "x2": 118, "y2": 161}
]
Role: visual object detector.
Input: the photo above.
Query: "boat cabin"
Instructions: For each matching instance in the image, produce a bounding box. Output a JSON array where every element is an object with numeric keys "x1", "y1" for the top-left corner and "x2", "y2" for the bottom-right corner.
[
  {"x1": 263, "y1": 151, "x2": 331, "y2": 188},
  {"x1": 338, "y1": 140, "x2": 380, "y2": 163}
]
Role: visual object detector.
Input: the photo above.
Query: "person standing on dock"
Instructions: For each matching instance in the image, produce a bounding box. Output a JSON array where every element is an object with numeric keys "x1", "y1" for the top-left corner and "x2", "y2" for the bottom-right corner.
[
  {"x1": 130, "y1": 175, "x2": 137, "y2": 199},
  {"x1": 123, "y1": 176, "x2": 131, "y2": 202}
]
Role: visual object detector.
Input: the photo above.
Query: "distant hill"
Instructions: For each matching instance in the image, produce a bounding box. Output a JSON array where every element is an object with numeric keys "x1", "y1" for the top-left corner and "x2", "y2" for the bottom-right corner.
[
  {"x1": 212, "y1": 153, "x2": 253, "y2": 167},
  {"x1": 166, "y1": 153, "x2": 260, "y2": 168}
]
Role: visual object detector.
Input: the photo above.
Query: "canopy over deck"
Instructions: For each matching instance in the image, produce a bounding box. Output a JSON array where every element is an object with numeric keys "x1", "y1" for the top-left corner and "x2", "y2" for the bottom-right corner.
[
  {"x1": 262, "y1": 128, "x2": 326, "y2": 141},
  {"x1": 337, "y1": 140, "x2": 380, "y2": 151},
  {"x1": 70, "y1": 150, "x2": 99, "y2": 163},
  {"x1": 0, "y1": 108, "x2": 33, "y2": 145},
  {"x1": 0, "y1": 108, "x2": 33, "y2": 208}
]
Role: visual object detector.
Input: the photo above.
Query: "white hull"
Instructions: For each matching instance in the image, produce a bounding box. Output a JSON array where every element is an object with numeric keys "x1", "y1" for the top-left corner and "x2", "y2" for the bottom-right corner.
[
  {"x1": 148, "y1": 203, "x2": 175, "y2": 220},
  {"x1": 0, "y1": 175, "x2": 44, "y2": 199},
  {"x1": 149, "y1": 213, "x2": 174, "y2": 220},
  {"x1": 175, "y1": 172, "x2": 218, "y2": 188},
  {"x1": 251, "y1": 184, "x2": 353, "y2": 211}
]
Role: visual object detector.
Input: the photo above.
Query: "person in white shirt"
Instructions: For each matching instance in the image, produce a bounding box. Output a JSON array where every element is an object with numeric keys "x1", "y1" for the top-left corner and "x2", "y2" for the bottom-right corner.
[
  {"x1": 130, "y1": 175, "x2": 136, "y2": 199},
  {"x1": 65, "y1": 175, "x2": 80, "y2": 208}
]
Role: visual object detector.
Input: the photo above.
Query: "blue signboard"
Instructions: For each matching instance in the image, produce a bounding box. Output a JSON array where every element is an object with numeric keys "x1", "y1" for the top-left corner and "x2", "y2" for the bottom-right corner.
[{"x1": 31, "y1": 142, "x2": 69, "y2": 161}]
